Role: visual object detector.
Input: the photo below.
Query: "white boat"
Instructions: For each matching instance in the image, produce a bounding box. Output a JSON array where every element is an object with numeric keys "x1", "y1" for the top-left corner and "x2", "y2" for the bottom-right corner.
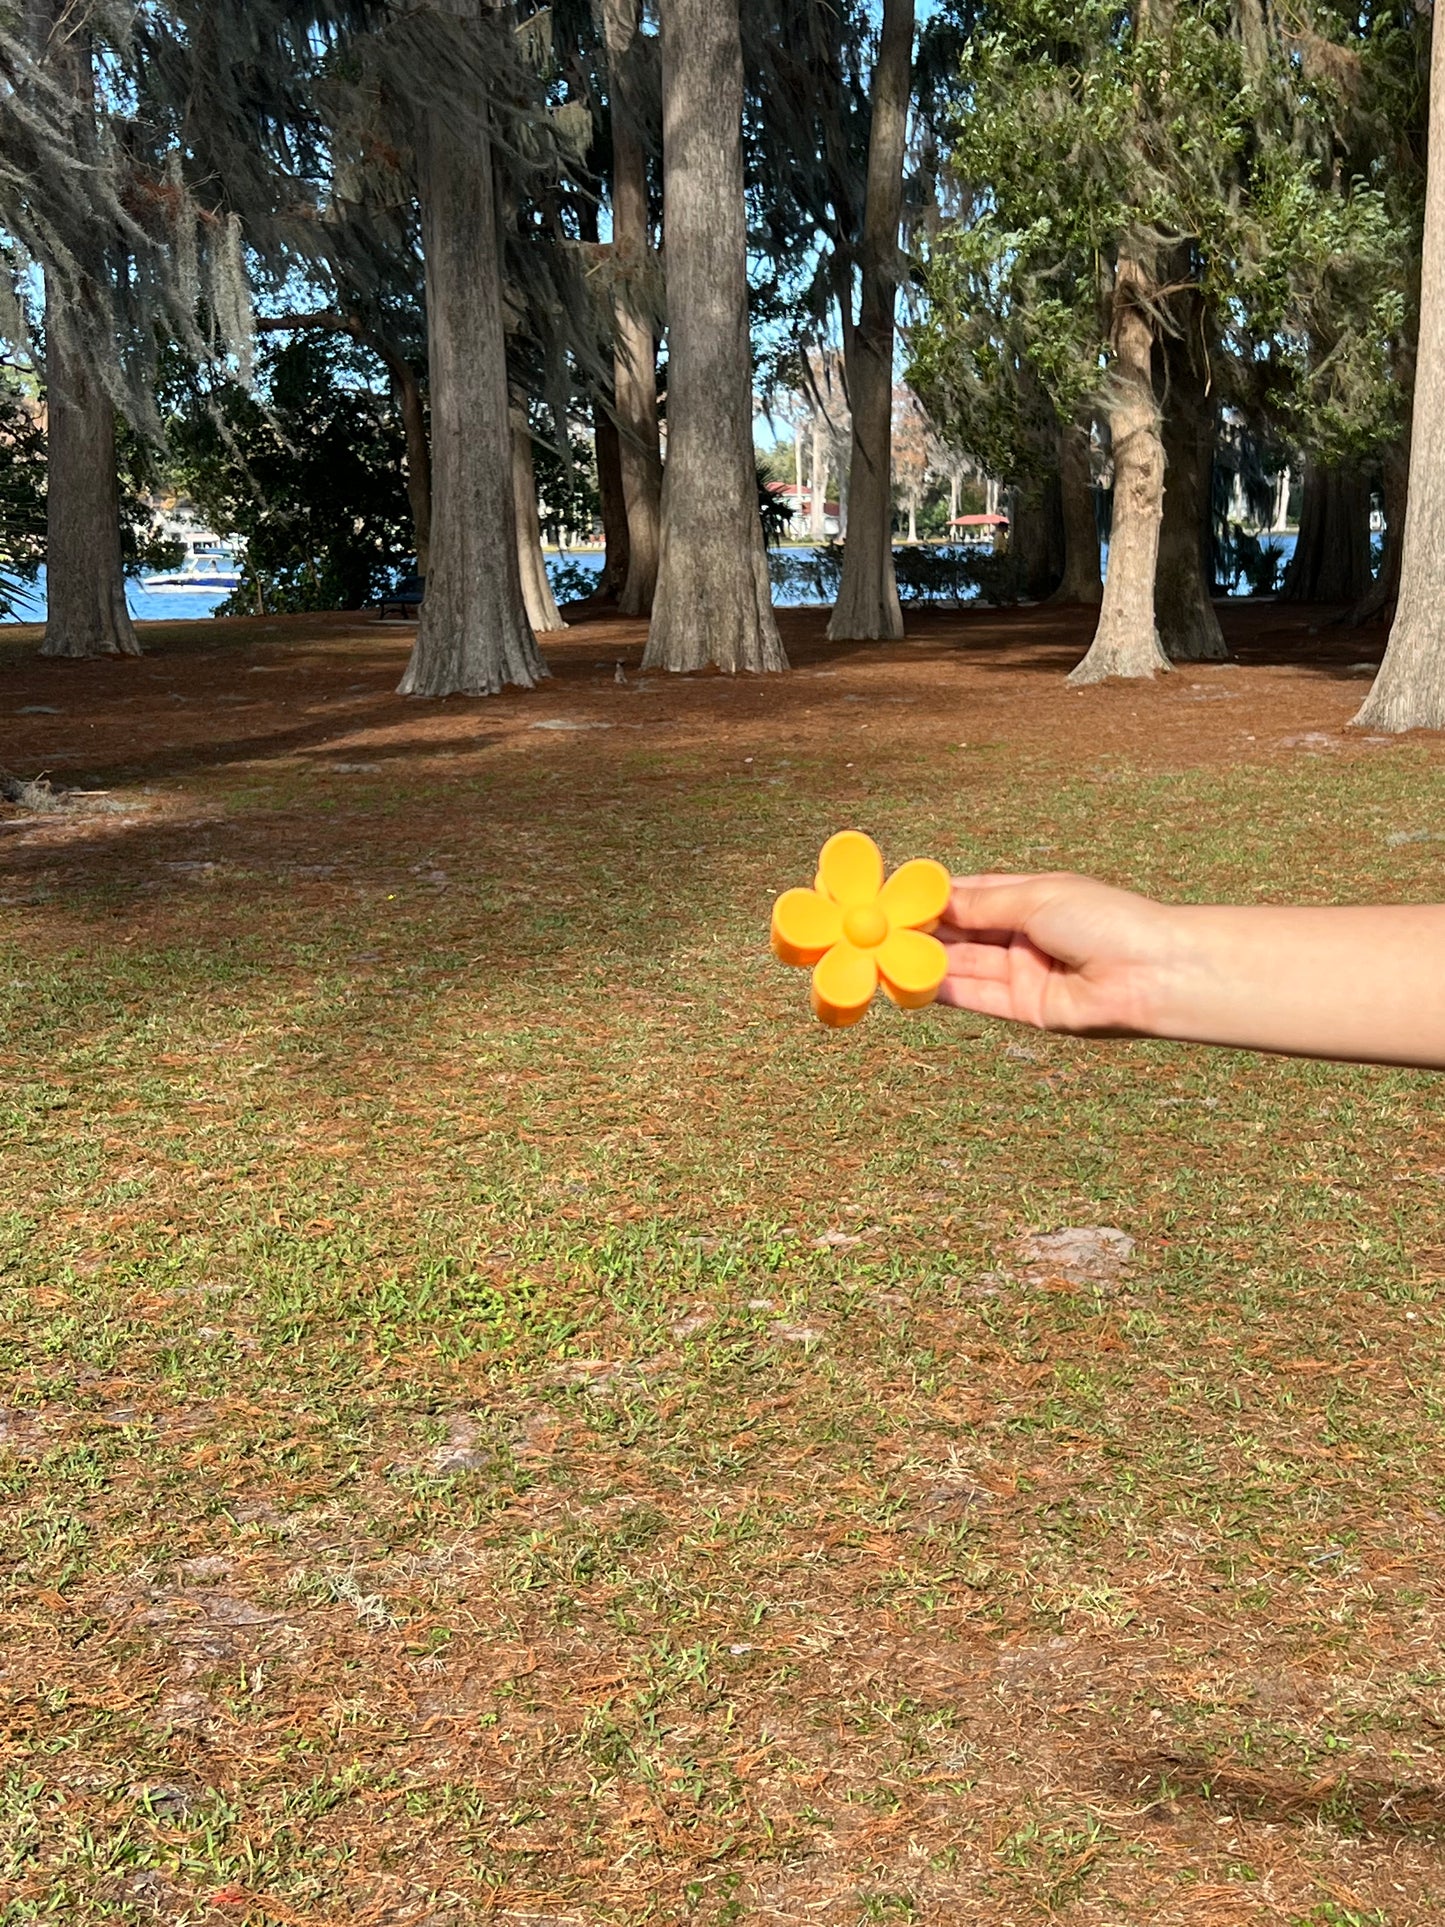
[{"x1": 142, "y1": 554, "x2": 242, "y2": 592}]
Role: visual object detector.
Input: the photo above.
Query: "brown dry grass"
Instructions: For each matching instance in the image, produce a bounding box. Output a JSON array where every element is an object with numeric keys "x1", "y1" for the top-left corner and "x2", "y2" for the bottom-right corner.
[{"x1": 2, "y1": 598, "x2": 1445, "y2": 1926}]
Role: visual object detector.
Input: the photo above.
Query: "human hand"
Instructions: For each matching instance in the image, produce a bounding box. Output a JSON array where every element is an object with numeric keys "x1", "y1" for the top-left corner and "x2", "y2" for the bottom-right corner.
[{"x1": 934, "y1": 873, "x2": 1178, "y2": 1036}]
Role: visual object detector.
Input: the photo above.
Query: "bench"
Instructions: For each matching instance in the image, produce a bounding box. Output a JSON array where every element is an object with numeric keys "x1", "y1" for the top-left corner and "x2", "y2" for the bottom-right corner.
[{"x1": 376, "y1": 573, "x2": 424, "y2": 620}]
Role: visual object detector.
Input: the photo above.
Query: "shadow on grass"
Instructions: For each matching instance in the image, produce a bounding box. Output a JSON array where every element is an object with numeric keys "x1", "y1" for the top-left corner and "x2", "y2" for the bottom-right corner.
[{"x1": 1111, "y1": 1750, "x2": 1445, "y2": 1837}]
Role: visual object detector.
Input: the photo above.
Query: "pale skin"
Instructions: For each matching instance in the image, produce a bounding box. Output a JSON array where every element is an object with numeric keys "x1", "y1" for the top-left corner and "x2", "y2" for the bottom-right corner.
[{"x1": 935, "y1": 874, "x2": 1445, "y2": 1071}]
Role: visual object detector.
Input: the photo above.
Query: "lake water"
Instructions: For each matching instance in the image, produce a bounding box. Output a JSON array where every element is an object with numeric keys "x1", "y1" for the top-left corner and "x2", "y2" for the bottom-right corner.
[{"x1": 4, "y1": 536, "x2": 1303, "y2": 626}]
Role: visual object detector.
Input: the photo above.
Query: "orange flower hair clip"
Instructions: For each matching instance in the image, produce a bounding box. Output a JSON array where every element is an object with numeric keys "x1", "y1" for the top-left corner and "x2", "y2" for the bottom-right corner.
[{"x1": 771, "y1": 831, "x2": 953, "y2": 1028}]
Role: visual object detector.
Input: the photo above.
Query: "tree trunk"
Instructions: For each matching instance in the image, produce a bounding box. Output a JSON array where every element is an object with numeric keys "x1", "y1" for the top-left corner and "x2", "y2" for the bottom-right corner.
[
  {"x1": 1067, "y1": 248, "x2": 1170, "y2": 685},
  {"x1": 1273, "y1": 465, "x2": 1291, "y2": 532},
  {"x1": 906, "y1": 497, "x2": 918, "y2": 544},
  {"x1": 809, "y1": 413, "x2": 828, "y2": 539},
  {"x1": 1052, "y1": 418, "x2": 1102, "y2": 604},
  {"x1": 1355, "y1": 8, "x2": 1445, "y2": 729},
  {"x1": 603, "y1": 0, "x2": 664, "y2": 616},
  {"x1": 33, "y1": 7, "x2": 137, "y2": 662},
  {"x1": 398, "y1": 25, "x2": 545, "y2": 698},
  {"x1": 389, "y1": 353, "x2": 432, "y2": 579},
  {"x1": 1349, "y1": 332, "x2": 1413, "y2": 627},
  {"x1": 511, "y1": 410, "x2": 565, "y2": 633},
  {"x1": 1350, "y1": 437, "x2": 1407, "y2": 627},
  {"x1": 644, "y1": 0, "x2": 784, "y2": 673},
  {"x1": 1011, "y1": 477, "x2": 1063, "y2": 600},
  {"x1": 40, "y1": 280, "x2": 139, "y2": 660},
  {"x1": 1280, "y1": 461, "x2": 1372, "y2": 603},
  {"x1": 828, "y1": 0, "x2": 914, "y2": 642},
  {"x1": 947, "y1": 471, "x2": 960, "y2": 528},
  {"x1": 595, "y1": 407, "x2": 630, "y2": 601},
  {"x1": 1155, "y1": 317, "x2": 1226, "y2": 661}
]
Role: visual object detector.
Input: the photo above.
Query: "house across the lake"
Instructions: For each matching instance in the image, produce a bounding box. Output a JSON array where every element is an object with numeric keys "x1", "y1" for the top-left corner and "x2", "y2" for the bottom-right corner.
[{"x1": 767, "y1": 482, "x2": 842, "y2": 540}]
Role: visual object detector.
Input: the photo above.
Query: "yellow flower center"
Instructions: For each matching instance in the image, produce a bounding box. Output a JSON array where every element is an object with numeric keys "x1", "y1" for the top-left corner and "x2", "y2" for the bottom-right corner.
[{"x1": 842, "y1": 904, "x2": 888, "y2": 949}]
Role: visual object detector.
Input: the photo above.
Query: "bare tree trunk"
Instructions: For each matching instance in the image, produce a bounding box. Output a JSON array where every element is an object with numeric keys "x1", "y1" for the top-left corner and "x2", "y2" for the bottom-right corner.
[
  {"x1": 389, "y1": 354, "x2": 431, "y2": 579},
  {"x1": 1273, "y1": 465, "x2": 1291, "y2": 531},
  {"x1": 828, "y1": 0, "x2": 913, "y2": 642},
  {"x1": 1011, "y1": 478, "x2": 1062, "y2": 600},
  {"x1": 603, "y1": 0, "x2": 664, "y2": 616},
  {"x1": 1052, "y1": 418, "x2": 1102, "y2": 604},
  {"x1": 40, "y1": 279, "x2": 139, "y2": 660},
  {"x1": 645, "y1": 0, "x2": 784, "y2": 673},
  {"x1": 1281, "y1": 461, "x2": 1372, "y2": 603},
  {"x1": 34, "y1": 5, "x2": 137, "y2": 661},
  {"x1": 1155, "y1": 315, "x2": 1226, "y2": 661},
  {"x1": 1068, "y1": 248, "x2": 1170, "y2": 684},
  {"x1": 809, "y1": 413, "x2": 828, "y2": 539},
  {"x1": 1350, "y1": 437, "x2": 1407, "y2": 627},
  {"x1": 595, "y1": 407, "x2": 630, "y2": 601},
  {"x1": 1355, "y1": 8, "x2": 1445, "y2": 728},
  {"x1": 947, "y1": 470, "x2": 960, "y2": 528},
  {"x1": 511, "y1": 410, "x2": 565, "y2": 633},
  {"x1": 398, "y1": 28, "x2": 545, "y2": 698}
]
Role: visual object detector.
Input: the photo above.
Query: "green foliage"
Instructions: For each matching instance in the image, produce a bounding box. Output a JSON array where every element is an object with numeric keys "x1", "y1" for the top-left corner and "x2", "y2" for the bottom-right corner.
[
  {"x1": 1215, "y1": 526, "x2": 1287, "y2": 598},
  {"x1": 166, "y1": 333, "x2": 414, "y2": 613},
  {"x1": 911, "y1": 0, "x2": 1422, "y2": 480},
  {"x1": 546, "y1": 556, "x2": 602, "y2": 604},
  {"x1": 115, "y1": 424, "x2": 187, "y2": 580},
  {"x1": 0, "y1": 378, "x2": 45, "y2": 618},
  {"x1": 766, "y1": 541, "x2": 1015, "y2": 605},
  {"x1": 0, "y1": 375, "x2": 180, "y2": 618},
  {"x1": 757, "y1": 464, "x2": 794, "y2": 548},
  {"x1": 530, "y1": 427, "x2": 600, "y2": 545}
]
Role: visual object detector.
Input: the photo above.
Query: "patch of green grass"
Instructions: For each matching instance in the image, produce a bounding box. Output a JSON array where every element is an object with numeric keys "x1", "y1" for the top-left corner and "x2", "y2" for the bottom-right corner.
[{"x1": 3, "y1": 622, "x2": 1445, "y2": 1920}]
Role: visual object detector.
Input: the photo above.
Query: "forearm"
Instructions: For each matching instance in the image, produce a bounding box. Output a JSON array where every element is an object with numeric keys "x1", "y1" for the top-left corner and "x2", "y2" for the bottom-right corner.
[{"x1": 1146, "y1": 904, "x2": 1445, "y2": 1068}]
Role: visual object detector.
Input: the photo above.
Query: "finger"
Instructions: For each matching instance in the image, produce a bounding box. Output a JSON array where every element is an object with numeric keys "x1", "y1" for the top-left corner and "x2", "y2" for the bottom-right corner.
[
  {"x1": 935, "y1": 919, "x2": 1013, "y2": 949},
  {"x1": 938, "y1": 940, "x2": 1014, "y2": 984},
  {"x1": 934, "y1": 975, "x2": 1032, "y2": 1022},
  {"x1": 947, "y1": 873, "x2": 1061, "y2": 935}
]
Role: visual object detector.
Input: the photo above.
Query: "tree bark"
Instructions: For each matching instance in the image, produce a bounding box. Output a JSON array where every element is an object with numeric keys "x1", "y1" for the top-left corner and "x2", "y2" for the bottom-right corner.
[
  {"x1": 40, "y1": 273, "x2": 139, "y2": 659},
  {"x1": 1052, "y1": 417, "x2": 1102, "y2": 604},
  {"x1": 389, "y1": 353, "x2": 432, "y2": 579},
  {"x1": 33, "y1": 6, "x2": 137, "y2": 661},
  {"x1": 828, "y1": 0, "x2": 914, "y2": 642},
  {"x1": 809, "y1": 412, "x2": 828, "y2": 539},
  {"x1": 1355, "y1": 7, "x2": 1445, "y2": 729},
  {"x1": 1350, "y1": 437, "x2": 1407, "y2": 627},
  {"x1": 1155, "y1": 315, "x2": 1226, "y2": 661},
  {"x1": 644, "y1": 0, "x2": 785, "y2": 673},
  {"x1": 595, "y1": 406, "x2": 630, "y2": 601},
  {"x1": 1280, "y1": 461, "x2": 1372, "y2": 603},
  {"x1": 1067, "y1": 248, "x2": 1170, "y2": 684},
  {"x1": 1011, "y1": 476, "x2": 1063, "y2": 600},
  {"x1": 398, "y1": 13, "x2": 545, "y2": 698},
  {"x1": 511, "y1": 410, "x2": 565, "y2": 633},
  {"x1": 603, "y1": 0, "x2": 664, "y2": 616}
]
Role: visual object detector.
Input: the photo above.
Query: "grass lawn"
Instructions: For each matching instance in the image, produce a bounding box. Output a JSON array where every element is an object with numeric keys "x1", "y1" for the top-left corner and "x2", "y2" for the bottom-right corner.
[{"x1": 3, "y1": 600, "x2": 1445, "y2": 1925}]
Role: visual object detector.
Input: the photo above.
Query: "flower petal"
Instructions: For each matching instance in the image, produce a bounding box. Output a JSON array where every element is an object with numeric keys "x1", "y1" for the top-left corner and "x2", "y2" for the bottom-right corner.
[
  {"x1": 879, "y1": 857, "x2": 952, "y2": 932},
  {"x1": 876, "y1": 928, "x2": 948, "y2": 1010},
  {"x1": 810, "y1": 941, "x2": 878, "y2": 1028},
  {"x1": 771, "y1": 887, "x2": 843, "y2": 967},
  {"x1": 816, "y1": 830, "x2": 884, "y2": 908}
]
